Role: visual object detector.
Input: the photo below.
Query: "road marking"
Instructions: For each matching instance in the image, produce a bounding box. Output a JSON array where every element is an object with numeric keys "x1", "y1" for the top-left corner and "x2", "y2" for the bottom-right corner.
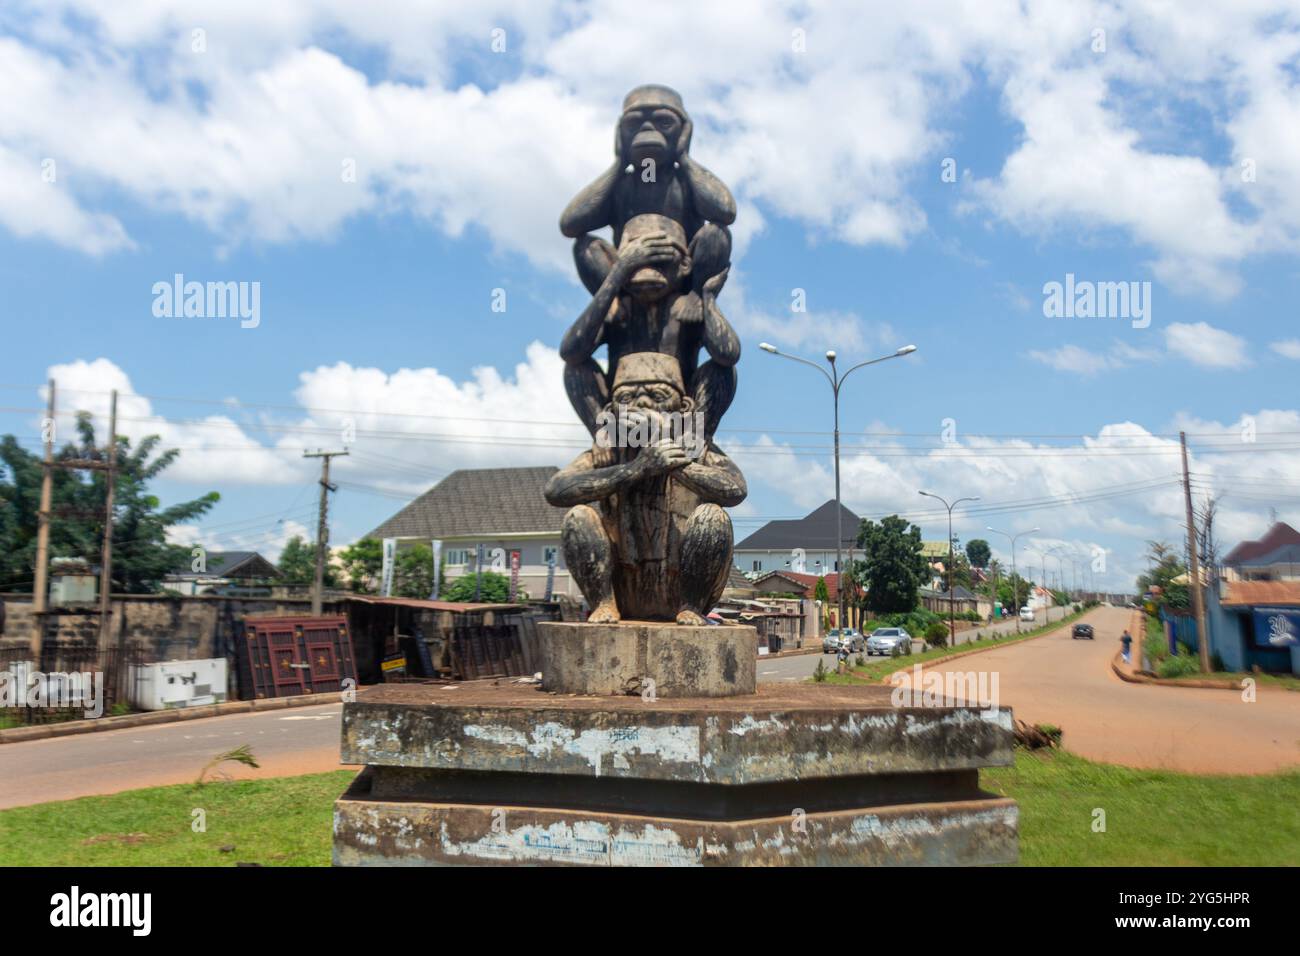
[
  {"x1": 279, "y1": 713, "x2": 339, "y2": 721},
  {"x1": 760, "y1": 670, "x2": 779, "y2": 675}
]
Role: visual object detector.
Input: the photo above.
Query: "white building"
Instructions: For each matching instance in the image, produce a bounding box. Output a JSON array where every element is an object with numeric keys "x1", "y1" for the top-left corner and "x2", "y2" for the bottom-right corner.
[{"x1": 367, "y1": 466, "x2": 579, "y2": 599}]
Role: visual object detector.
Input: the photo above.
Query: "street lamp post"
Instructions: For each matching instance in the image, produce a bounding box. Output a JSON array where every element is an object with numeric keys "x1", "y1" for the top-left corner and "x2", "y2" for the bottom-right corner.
[
  {"x1": 760, "y1": 342, "x2": 917, "y2": 634},
  {"x1": 988, "y1": 525, "x2": 1038, "y2": 634},
  {"x1": 918, "y1": 490, "x2": 980, "y2": 643}
]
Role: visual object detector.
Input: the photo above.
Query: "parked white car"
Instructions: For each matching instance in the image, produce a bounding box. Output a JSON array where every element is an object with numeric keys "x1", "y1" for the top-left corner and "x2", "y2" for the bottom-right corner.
[
  {"x1": 866, "y1": 627, "x2": 912, "y2": 656},
  {"x1": 1019, "y1": 606, "x2": 1035, "y2": 622}
]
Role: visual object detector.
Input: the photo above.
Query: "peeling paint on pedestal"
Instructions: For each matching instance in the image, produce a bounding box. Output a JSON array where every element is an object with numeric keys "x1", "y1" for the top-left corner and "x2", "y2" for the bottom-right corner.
[
  {"x1": 463, "y1": 720, "x2": 701, "y2": 776},
  {"x1": 438, "y1": 819, "x2": 704, "y2": 866}
]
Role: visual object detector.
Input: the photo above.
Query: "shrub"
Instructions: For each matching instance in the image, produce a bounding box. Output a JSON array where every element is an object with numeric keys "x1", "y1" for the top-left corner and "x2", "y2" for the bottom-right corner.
[
  {"x1": 924, "y1": 621, "x2": 949, "y2": 647},
  {"x1": 812, "y1": 659, "x2": 828, "y2": 683},
  {"x1": 1157, "y1": 654, "x2": 1201, "y2": 679}
]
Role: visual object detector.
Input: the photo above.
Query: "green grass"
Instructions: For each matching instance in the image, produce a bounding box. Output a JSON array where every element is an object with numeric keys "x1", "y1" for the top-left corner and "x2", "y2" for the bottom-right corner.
[
  {"x1": 0, "y1": 753, "x2": 1294, "y2": 866},
  {"x1": 985, "y1": 749, "x2": 1300, "y2": 866},
  {"x1": 1, "y1": 754, "x2": 1293, "y2": 866},
  {"x1": 0, "y1": 771, "x2": 355, "y2": 866},
  {"x1": 819, "y1": 606, "x2": 1090, "y2": 685}
]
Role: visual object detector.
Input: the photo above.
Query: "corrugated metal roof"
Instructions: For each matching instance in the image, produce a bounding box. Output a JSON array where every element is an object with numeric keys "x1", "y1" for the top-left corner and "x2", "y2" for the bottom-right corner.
[
  {"x1": 345, "y1": 595, "x2": 523, "y2": 612},
  {"x1": 1220, "y1": 581, "x2": 1300, "y2": 607}
]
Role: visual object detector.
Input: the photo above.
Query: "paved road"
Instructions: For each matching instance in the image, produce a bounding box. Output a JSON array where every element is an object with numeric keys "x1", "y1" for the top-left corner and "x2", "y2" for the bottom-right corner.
[
  {"x1": 896, "y1": 605, "x2": 1300, "y2": 774},
  {"x1": 6, "y1": 605, "x2": 1293, "y2": 808},
  {"x1": 0, "y1": 703, "x2": 351, "y2": 809}
]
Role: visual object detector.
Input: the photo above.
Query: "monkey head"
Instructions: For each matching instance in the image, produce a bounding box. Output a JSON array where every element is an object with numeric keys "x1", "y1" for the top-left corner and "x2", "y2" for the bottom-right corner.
[
  {"x1": 617, "y1": 84, "x2": 692, "y2": 167},
  {"x1": 594, "y1": 352, "x2": 704, "y2": 464},
  {"x1": 619, "y1": 213, "x2": 691, "y2": 301}
]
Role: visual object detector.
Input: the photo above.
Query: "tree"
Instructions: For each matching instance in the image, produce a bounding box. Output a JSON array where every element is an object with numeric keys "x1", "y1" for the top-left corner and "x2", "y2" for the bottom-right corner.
[
  {"x1": 337, "y1": 537, "x2": 383, "y2": 593},
  {"x1": 277, "y1": 535, "x2": 338, "y2": 588},
  {"x1": 965, "y1": 538, "x2": 991, "y2": 570},
  {"x1": 393, "y1": 543, "x2": 435, "y2": 599},
  {"x1": 813, "y1": 575, "x2": 830, "y2": 629},
  {"x1": 0, "y1": 414, "x2": 219, "y2": 594},
  {"x1": 855, "y1": 515, "x2": 929, "y2": 615},
  {"x1": 947, "y1": 549, "x2": 974, "y2": 591},
  {"x1": 1135, "y1": 539, "x2": 1187, "y2": 609},
  {"x1": 443, "y1": 570, "x2": 512, "y2": 603}
]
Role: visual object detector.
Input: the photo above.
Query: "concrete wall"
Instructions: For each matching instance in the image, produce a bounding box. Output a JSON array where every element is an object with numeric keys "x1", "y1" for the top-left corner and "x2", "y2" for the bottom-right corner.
[{"x1": 0, "y1": 592, "x2": 342, "y2": 660}]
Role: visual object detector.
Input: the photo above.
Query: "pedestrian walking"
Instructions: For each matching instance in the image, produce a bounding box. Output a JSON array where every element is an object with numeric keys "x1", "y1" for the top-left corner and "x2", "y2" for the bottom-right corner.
[{"x1": 1120, "y1": 629, "x2": 1133, "y2": 665}]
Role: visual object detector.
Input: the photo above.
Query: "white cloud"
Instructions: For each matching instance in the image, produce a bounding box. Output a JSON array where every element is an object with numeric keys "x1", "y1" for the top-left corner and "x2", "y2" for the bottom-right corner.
[
  {"x1": 735, "y1": 413, "x2": 1300, "y2": 591},
  {"x1": 1164, "y1": 322, "x2": 1250, "y2": 370},
  {"x1": 1270, "y1": 339, "x2": 1300, "y2": 360},
  {"x1": 46, "y1": 345, "x2": 584, "y2": 493},
  {"x1": 1027, "y1": 340, "x2": 1159, "y2": 377},
  {"x1": 1, "y1": 0, "x2": 1296, "y2": 292}
]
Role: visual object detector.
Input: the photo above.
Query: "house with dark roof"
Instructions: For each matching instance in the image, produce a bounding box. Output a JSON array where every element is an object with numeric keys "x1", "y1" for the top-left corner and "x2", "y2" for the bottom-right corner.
[
  {"x1": 164, "y1": 550, "x2": 281, "y2": 596},
  {"x1": 366, "y1": 466, "x2": 577, "y2": 598},
  {"x1": 1184, "y1": 522, "x2": 1300, "y2": 676},
  {"x1": 733, "y1": 500, "x2": 861, "y2": 578},
  {"x1": 1221, "y1": 522, "x2": 1300, "y2": 582}
]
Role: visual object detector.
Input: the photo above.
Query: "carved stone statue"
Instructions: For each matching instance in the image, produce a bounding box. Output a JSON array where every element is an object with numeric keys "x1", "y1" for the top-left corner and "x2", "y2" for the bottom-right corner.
[
  {"x1": 548, "y1": 87, "x2": 746, "y2": 625},
  {"x1": 559, "y1": 85, "x2": 739, "y2": 443},
  {"x1": 545, "y1": 352, "x2": 745, "y2": 624}
]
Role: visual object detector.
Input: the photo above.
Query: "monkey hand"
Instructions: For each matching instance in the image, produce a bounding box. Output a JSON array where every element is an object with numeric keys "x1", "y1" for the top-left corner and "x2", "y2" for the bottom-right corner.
[
  {"x1": 616, "y1": 232, "x2": 682, "y2": 273},
  {"x1": 701, "y1": 266, "x2": 730, "y2": 299},
  {"x1": 637, "y1": 438, "x2": 691, "y2": 476}
]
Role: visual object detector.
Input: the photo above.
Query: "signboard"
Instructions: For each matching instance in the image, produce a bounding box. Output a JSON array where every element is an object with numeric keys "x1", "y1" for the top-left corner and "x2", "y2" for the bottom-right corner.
[
  {"x1": 474, "y1": 543, "x2": 485, "y2": 603},
  {"x1": 508, "y1": 549, "x2": 521, "y2": 602},
  {"x1": 1252, "y1": 607, "x2": 1300, "y2": 648},
  {"x1": 380, "y1": 538, "x2": 397, "y2": 597},
  {"x1": 430, "y1": 539, "x2": 442, "y2": 600}
]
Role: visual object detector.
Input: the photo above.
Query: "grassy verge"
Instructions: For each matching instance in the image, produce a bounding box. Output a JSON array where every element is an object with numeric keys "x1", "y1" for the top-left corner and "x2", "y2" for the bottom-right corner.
[
  {"x1": 0, "y1": 771, "x2": 355, "y2": 866},
  {"x1": 984, "y1": 749, "x2": 1300, "y2": 866},
  {"x1": 816, "y1": 606, "x2": 1090, "y2": 685},
  {"x1": 1, "y1": 754, "x2": 1295, "y2": 866}
]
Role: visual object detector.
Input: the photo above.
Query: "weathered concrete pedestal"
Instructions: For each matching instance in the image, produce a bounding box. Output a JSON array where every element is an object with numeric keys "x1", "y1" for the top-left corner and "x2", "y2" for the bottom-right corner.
[
  {"x1": 332, "y1": 622, "x2": 1018, "y2": 866},
  {"x1": 538, "y1": 621, "x2": 755, "y2": 697}
]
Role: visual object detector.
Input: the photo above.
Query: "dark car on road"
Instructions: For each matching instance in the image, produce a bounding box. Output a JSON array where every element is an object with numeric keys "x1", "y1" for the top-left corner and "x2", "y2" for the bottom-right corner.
[{"x1": 1071, "y1": 623, "x2": 1094, "y2": 640}]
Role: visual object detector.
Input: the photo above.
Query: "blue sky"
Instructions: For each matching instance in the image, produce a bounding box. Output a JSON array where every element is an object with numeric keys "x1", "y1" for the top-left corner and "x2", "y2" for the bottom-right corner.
[{"x1": 3, "y1": 1, "x2": 1300, "y2": 592}]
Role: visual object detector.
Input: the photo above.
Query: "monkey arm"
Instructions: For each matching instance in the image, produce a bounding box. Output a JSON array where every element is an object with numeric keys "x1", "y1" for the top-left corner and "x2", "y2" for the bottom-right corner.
[
  {"x1": 673, "y1": 449, "x2": 747, "y2": 507},
  {"x1": 559, "y1": 161, "x2": 621, "y2": 238},
  {"x1": 701, "y1": 281, "x2": 741, "y2": 366},
  {"x1": 680, "y1": 155, "x2": 736, "y2": 226},
  {"x1": 559, "y1": 267, "x2": 626, "y2": 364},
  {"x1": 545, "y1": 451, "x2": 647, "y2": 507}
]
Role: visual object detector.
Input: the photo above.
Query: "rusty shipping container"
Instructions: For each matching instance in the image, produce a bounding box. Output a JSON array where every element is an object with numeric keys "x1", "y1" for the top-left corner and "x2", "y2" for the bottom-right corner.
[{"x1": 237, "y1": 615, "x2": 357, "y2": 699}]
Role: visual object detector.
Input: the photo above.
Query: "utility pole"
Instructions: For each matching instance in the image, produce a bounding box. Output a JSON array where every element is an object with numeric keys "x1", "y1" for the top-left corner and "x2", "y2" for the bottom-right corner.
[
  {"x1": 1181, "y1": 431, "x2": 1211, "y2": 673},
  {"x1": 99, "y1": 391, "x2": 118, "y2": 648},
  {"x1": 31, "y1": 379, "x2": 56, "y2": 656},
  {"x1": 304, "y1": 450, "x2": 348, "y2": 615}
]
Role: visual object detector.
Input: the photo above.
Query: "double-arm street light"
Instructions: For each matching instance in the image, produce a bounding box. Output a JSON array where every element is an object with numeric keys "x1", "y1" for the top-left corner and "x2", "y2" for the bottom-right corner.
[
  {"x1": 987, "y1": 525, "x2": 1038, "y2": 633},
  {"x1": 918, "y1": 490, "x2": 980, "y2": 642},
  {"x1": 759, "y1": 342, "x2": 918, "y2": 633}
]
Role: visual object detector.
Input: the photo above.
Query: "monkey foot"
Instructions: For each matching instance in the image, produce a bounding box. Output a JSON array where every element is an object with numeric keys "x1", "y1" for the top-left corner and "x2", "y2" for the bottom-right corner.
[
  {"x1": 588, "y1": 601, "x2": 621, "y2": 624},
  {"x1": 675, "y1": 608, "x2": 707, "y2": 626}
]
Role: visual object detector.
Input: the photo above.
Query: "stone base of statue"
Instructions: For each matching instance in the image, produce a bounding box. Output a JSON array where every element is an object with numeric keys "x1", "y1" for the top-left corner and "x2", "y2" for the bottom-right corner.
[
  {"x1": 331, "y1": 664, "x2": 1020, "y2": 866},
  {"x1": 538, "y1": 621, "x2": 756, "y2": 697}
]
